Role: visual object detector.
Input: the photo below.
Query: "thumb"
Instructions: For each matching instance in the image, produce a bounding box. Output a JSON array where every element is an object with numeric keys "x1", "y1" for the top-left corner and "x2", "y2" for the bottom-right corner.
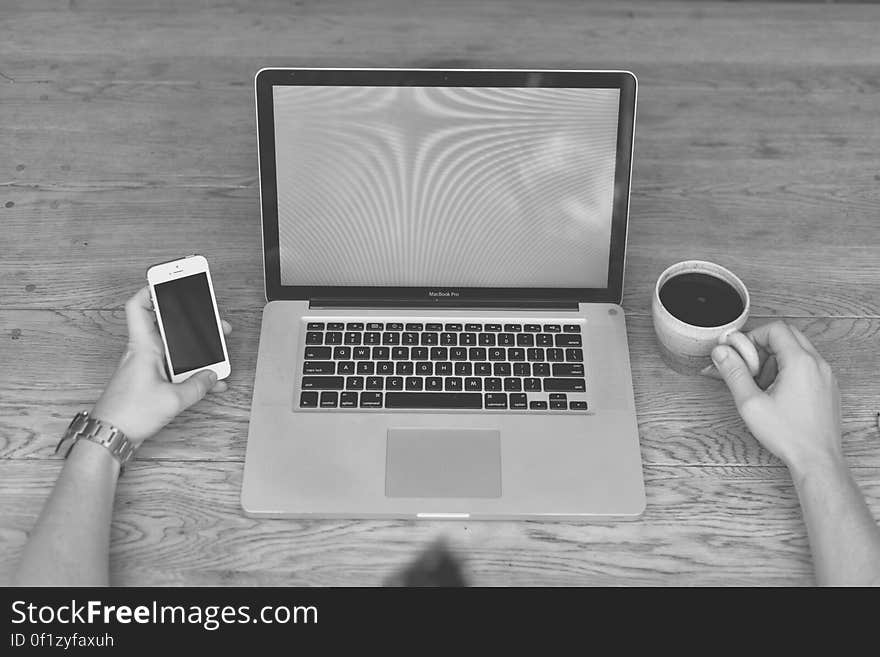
[
  {"x1": 176, "y1": 369, "x2": 218, "y2": 411},
  {"x1": 711, "y1": 345, "x2": 761, "y2": 409}
]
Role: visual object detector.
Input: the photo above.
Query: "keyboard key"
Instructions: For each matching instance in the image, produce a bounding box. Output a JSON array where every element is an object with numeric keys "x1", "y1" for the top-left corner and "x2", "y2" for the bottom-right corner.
[
  {"x1": 465, "y1": 377, "x2": 482, "y2": 391},
  {"x1": 527, "y1": 348, "x2": 545, "y2": 361},
  {"x1": 550, "y1": 399, "x2": 567, "y2": 410},
  {"x1": 386, "y1": 323, "x2": 403, "y2": 331},
  {"x1": 474, "y1": 362, "x2": 492, "y2": 376},
  {"x1": 411, "y1": 347, "x2": 428, "y2": 360},
  {"x1": 564, "y1": 324, "x2": 580, "y2": 333},
  {"x1": 445, "y1": 377, "x2": 463, "y2": 391},
  {"x1": 386, "y1": 376, "x2": 403, "y2": 390},
  {"x1": 306, "y1": 322, "x2": 325, "y2": 331},
  {"x1": 570, "y1": 401, "x2": 588, "y2": 410},
  {"x1": 402, "y1": 332, "x2": 419, "y2": 345},
  {"x1": 510, "y1": 393, "x2": 528, "y2": 409},
  {"x1": 430, "y1": 347, "x2": 448, "y2": 360},
  {"x1": 396, "y1": 362, "x2": 414, "y2": 375},
  {"x1": 302, "y1": 376, "x2": 344, "y2": 390},
  {"x1": 334, "y1": 346, "x2": 351, "y2": 360},
  {"x1": 305, "y1": 332, "x2": 323, "y2": 345},
  {"x1": 421, "y1": 332, "x2": 439, "y2": 345},
  {"x1": 533, "y1": 363, "x2": 551, "y2": 377},
  {"x1": 440, "y1": 332, "x2": 457, "y2": 346},
  {"x1": 524, "y1": 377, "x2": 542, "y2": 391},
  {"x1": 498, "y1": 333, "x2": 514, "y2": 346},
  {"x1": 405, "y1": 323, "x2": 423, "y2": 331},
  {"x1": 552, "y1": 363, "x2": 585, "y2": 377},
  {"x1": 364, "y1": 332, "x2": 381, "y2": 345},
  {"x1": 488, "y1": 348, "x2": 505, "y2": 361},
  {"x1": 416, "y1": 361, "x2": 433, "y2": 375},
  {"x1": 465, "y1": 323, "x2": 482, "y2": 331},
  {"x1": 445, "y1": 323, "x2": 462, "y2": 331},
  {"x1": 405, "y1": 377, "x2": 423, "y2": 391},
  {"x1": 516, "y1": 333, "x2": 534, "y2": 346},
  {"x1": 435, "y1": 361, "x2": 452, "y2": 375},
  {"x1": 356, "y1": 361, "x2": 374, "y2": 375},
  {"x1": 530, "y1": 400, "x2": 548, "y2": 410},
  {"x1": 508, "y1": 348, "x2": 525, "y2": 361},
  {"x1": 425, "y1": 376, "x2": 443, "y2": 391},
  {"x1": 325, "y1": 332, "x2": 343, "y2": 345},
  {"x1": 546, "y1": 348, "x2": 564, "y2": 362},
  {"x1": 327, "y1": 322, "x2": 345, "y2": 331},
  {"x1": 373, "y1": 347, "x2": 390, "y2": 359},
  {"x1": 469, "y1": 347, "x2": 487, "y2": 361},
  {"x1": 484, "y1": 323, "x2": 502, "y2": 332},
  {"x1": 346, "y1": 376, "x2": 364, "y2": 390},
  {"x1": 478, "y1": 333, "x2": 496, "y2": 346},
  {"x1": 450, "y1": 347, "x2": 467, "y2": 360},
  {"x1": 513, "y1": 362, "x2": 530, "y2": 377},
  {"x1": 382, "y1": 332, "x2": 400, "y2": 345},
  {"x1": 303, "y1": 361, "x2": 335, "y2": 375},
  {"x1": 550, "y1": 393, "x2": 568, "y2": 401},
  {"x1": 385, "y1": 392, "x2": 481, "y2": 409},
  {"x1": 484, "y1": 377, "x2": 502, "y2": 391},
  {"x1": 555, "y1": 334, "x2": 582, "y2": 347},
  {"x1": 566, "y1": 348, "x2": 585, "y2": 362},
  {"x1": 503, "y1": 378, "x2": 522, "y2": 392},
  {"x1": 304, "y1": 346, "x2": 332, "y2": 359},
  {"x1": 300, "y1": 391, "x2": 318, "y2": 407},
  {"x1": 366, "y1": 376, "x2": 383, "y2": 390},
  {"x1": 353, "y1": 346, "x2": 370, "y2": 360},
  {"x1": 454, "y1": 362, "x2": 472, "y2": 376},
  {"x1": 543, "y1": 324, "x2": 561, "y2": 333},
  {"x1": 360, "y1": 392, "x2": 383, "y2": 408},
  {"x1": 392, "y1": 346, "x2": 409, "y2": 360},
  {"x1": 524, "y1": 324, "x2": 542, "y2": 332},
  {"x1": 544, "y1": 378, "x2": 586, "y2": 392},
  {"x1": 337, "y1": 361, "x2": 355, "y2": 375},
  {"x1": 493, "y1": 363, "x2": 511, "y2": 377},
  {"x1": 340, "y1": 391, "x2": 358, "y2": 407},
  {"x1": 346, "y1": 322, "x2": 364, "y2": 331},
  {"x1": 320, "y1": 391, "x2": 338, "y2": 408},
  {"x1": 377, "y1": 361, "x2": 394, "y2": 375},
  {"x1": 485, "y1": 393, "x2": 507, "y2": 409},
  {"x1": 425, "y1": 323, "x2": 443, "y2": 331},
  {"x1": 536, "y1": 333, "x2": 554, "y2": 347},
  {"x1": 366, "y1": 322, "x2": 383, "y2": 331},
  {"x1": 460, "y1": 333, "x2": 477, "y2": 346},
  {"x1": 503, "y1": 324, "x2": 521, "y2": 332}
]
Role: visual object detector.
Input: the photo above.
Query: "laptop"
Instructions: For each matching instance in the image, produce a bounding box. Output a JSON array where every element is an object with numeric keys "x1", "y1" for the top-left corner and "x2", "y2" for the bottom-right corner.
[{"x1": 242, "y1": 68, "x2": 645, "y2": 519}]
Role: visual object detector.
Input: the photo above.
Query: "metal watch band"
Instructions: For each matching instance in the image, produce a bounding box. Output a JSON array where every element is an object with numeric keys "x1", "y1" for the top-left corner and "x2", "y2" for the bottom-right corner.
[{"x1": 55, "y1": 411, "x2": 136, "y2": 468}]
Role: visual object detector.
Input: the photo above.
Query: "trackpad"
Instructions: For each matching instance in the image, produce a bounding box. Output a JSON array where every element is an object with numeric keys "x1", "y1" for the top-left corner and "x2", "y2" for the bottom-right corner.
[{"x1": 386, "y1": 428, "x2": 501, "y2": 498}]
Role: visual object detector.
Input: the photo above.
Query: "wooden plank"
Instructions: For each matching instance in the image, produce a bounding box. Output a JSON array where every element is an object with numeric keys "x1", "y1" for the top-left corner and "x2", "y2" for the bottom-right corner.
[
  {"x1": 4, "y1": 460, "x2": 878, "y2": 586},
  {"x1": 2, "y1": 183, "x2": 877, "y2": 315},
  {"x1": 2, "y1": 311, "x2": 878, "y2": 466}
]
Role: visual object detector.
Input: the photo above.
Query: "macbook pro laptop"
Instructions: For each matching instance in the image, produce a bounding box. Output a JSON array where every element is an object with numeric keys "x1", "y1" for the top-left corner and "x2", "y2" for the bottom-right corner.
[{"x1": 242, "y1": 68, "x2": 644, "y2": 519}]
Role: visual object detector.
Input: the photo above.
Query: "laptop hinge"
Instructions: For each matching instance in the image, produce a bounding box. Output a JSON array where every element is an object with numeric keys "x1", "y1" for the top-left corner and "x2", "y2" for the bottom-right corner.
[{"x1": 308, "y1": 298, "x2": 580, "y2": 310}]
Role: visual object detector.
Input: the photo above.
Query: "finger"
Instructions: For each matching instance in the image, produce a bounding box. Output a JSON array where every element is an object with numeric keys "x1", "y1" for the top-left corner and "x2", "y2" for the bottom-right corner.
[
  {"x1": 210, "y1": 380, "x2": 228, "y2": 393},
  {"x1": 175, "y1": 369, "x2": 218, "y2": 411},
  {"x1": 755, "y1": 354, "x2": 778, "y2": 390},
  {"x1": 711, "y1": 344, "x2": 762, "y2": 408},
  {"x1": 125, "y1": 286, "x2": 160, "y2": 346},
  {"x1": 745, "y1": 321, "x2": 804, "y2": 367},
  {"x1": 221, "y1": 319, "x2": 232, "y2": 336},
  {"x1": 787, "y1": 324, "x2": 821, "y2": 358}
]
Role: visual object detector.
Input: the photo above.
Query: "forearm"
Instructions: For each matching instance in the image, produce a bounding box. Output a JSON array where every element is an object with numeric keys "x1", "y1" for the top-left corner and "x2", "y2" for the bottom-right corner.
[
  {"x1": 14, "y1": 440, "x2": 120, "y2": 586},
  {"x1": 792, "y1": 455, "x2": 880, "y2": 586}
]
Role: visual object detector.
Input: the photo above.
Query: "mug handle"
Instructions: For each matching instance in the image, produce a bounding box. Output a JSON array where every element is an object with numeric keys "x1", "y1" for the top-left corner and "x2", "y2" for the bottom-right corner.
[{"x1": 720, "y1": 330, "x2": 761, "y2": 377}]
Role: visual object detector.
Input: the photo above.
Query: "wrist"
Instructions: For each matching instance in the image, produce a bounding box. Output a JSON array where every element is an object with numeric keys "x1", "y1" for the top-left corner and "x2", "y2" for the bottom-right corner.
[
  {"x1": 66, "y1": 438, "x2": 122, "y2": 479},
  {"x1": 787, "y1": 447, "x2": 848, "y2": 489}
]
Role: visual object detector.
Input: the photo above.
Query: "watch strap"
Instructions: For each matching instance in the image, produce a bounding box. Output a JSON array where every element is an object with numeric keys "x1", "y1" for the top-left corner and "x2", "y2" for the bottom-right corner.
[{"x1": 56, "y1": 411, "x2": 136, "y2": 468}]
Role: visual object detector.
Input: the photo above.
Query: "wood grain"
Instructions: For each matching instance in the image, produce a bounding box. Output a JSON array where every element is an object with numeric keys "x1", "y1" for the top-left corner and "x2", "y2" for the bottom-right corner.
[
  {"x1": 2, "y1": 311, "x2": 878, "y2": 466},
  {"x1": 7, "y1": 460, "x2": 874, "y2": 586}
]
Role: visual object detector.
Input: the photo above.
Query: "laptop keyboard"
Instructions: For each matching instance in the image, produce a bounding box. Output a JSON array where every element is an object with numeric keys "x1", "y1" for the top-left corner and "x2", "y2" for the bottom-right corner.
[{"x1": 297, "y1": 320, "x2": 589, "y2": 413}]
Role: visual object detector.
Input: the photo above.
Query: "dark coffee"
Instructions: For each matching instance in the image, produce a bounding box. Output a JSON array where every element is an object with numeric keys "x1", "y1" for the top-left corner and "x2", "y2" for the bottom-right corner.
[{"x1": 659, "y1": 272, "x2": 744, "y2": 327}]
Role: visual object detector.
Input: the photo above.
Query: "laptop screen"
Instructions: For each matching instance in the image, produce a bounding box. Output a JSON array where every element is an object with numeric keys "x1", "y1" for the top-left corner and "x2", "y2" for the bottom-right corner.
[{"x1": 271, "y1": 85, "x2": 621, "y2": 289}]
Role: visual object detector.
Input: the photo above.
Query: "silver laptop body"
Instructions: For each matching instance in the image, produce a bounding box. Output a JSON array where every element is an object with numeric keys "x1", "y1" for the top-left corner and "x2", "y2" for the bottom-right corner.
[{"x1": 242, "y1": 68, "x2": 645, "y2": 519}]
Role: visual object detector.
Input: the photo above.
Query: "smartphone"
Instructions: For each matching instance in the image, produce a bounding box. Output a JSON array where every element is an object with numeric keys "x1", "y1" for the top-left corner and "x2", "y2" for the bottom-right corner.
[{"x1": 146, "y1": 254, "x2": 231, "y2": 383}]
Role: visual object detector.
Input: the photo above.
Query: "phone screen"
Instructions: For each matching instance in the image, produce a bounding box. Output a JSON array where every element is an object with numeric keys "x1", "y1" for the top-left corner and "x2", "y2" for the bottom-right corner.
[{"x1": 154, "y1": 272, "x2": 224, "y2": 374}]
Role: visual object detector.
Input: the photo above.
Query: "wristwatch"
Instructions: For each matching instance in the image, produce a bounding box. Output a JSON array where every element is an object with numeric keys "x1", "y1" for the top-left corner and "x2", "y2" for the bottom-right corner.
[{"x1": 55, "y1": 411, "x2": 136, "y2": 469}]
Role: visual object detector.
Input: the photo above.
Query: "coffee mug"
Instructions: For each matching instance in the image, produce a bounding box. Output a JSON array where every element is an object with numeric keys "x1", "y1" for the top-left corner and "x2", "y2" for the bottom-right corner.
[{"x1": 652, "y1": 260, "x2": 760, "y2": 376}]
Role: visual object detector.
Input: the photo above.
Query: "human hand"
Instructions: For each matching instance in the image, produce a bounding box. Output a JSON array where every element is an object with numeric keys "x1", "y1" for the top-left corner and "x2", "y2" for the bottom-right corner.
[
  {"x1": 710, "y1": 321, "x2": 843, "y2": 475},
  {"x1": 90, "y1": 286, "x2": 231, "y2": 447}
]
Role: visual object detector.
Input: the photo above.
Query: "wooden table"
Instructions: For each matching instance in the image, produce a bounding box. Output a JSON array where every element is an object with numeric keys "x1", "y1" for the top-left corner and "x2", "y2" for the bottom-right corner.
[{"x1": 2, "y1": 0, "x2": 878, "y2": 586}]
